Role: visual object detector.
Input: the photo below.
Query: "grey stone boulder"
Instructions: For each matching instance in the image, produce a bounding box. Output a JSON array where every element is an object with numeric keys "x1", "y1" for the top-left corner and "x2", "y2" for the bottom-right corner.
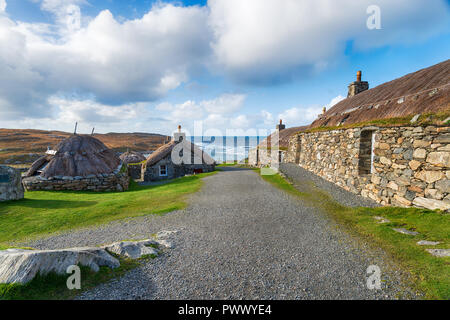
[
  {"x1": 392, "y1": 228, "x2": 419, "y2": 236},
  {"x1": 103, "y1": 240, "x2": 159, "y2": 259},
  {"x1": 0, "y1": 165, "x2": 24, "y2": 202},
  {"x1": 417, "y1": 240, "x2": 441, "y2": 246},
  {"x1": 0, "y1": 247, "x2": 119, "y2": 284},
  {"x1": 426, "y1": 249, "x2": 450, "y2": 257},
  {"x1": 374, "y1": 216, "x2": 390, "y2": 223},
  {"x1": 412, "y1": 197, "x2": 450, "y2": 211},
  {"x1": 155, "y1": 239, "x2": 174, "y2": 249}
]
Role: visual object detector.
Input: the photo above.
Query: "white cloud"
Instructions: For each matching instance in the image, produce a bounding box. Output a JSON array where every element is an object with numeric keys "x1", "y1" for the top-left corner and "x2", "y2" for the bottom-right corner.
[
  {"x1": 209, "y1": 0, "x2": 450, "y2": 83},
  {"x1": 325, "y1": 95, "x2": 345, "y2": 110},
  {"x1": 0, "y1": 0, "x2": 6, "y2": 13},
  {"x1": 0, "y1": 3, "x2": 211, "y2": 120},
  {"x1": 170, "y1": 100, "x2": 205, "y2": 121},
  {"x1": 155, "y1": 93, "x2": 246, "y2": 126},
  {"x1": 0, "y1": 0, "x2": 449, "y2": 132},
  {"x1": 278, "y1": 107, "x2": 322, "y2": 127},
  {"x1": 39, "y1": 0, "x2": 86, "y2": 33},
  {"x1": 201, "y1": 93, "x2": 246, "y2": 114},
  {"x1": 278, "y1": 95, "x2": 344, "y2": 126}
]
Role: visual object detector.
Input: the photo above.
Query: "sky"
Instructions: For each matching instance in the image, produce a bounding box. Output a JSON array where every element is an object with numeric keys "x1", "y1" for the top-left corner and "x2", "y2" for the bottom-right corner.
[{"x1": 0, "y1": 0, "x2": 449, "y2": 136}]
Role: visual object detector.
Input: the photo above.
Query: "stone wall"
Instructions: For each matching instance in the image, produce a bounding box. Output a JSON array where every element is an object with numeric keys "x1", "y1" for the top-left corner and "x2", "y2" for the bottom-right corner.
[
  {"x1": 127, "y1": 164, "x2": 142, "y2": 180},
  {"x1": 248, "y1": 148, "x2": 257, "y2": 166},
  {"x1": 0, "y1": 165, "x2": 24, "y2": 201},
  {"x1": 22, "y1": 171, "x2": 129, "y2": 192},
  {"x1": 247, "y1": 147, "x2": 285, "y2": 167},
  {"x1": 286, "y1": 125, "x2": 450, "y2": 211},
  {"x1": 142, "y1": 156, "x2": 215, "y2": 182}
]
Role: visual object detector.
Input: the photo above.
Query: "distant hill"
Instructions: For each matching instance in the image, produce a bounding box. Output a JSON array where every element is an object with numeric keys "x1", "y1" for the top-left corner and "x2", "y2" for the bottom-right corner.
[{"x1": 0, "y1": 129, "x2": 169, "y2": 165}]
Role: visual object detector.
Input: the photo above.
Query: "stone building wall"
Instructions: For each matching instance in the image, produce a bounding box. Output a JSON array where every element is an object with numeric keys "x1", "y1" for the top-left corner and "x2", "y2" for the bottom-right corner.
[
  {"x1": 0, "y1": 165, "x2": 24, "y2": 201},
  {"x1": 247, "y1": 147, "x2": 285, "y2": 167},
  {"x1": 248, "y1": 148, "x2": 258, "y2": 166},
  {"x1": 286, "y1": 125, "x2": 450, "y2": 211},
  {"x1": 142, "y1": 156, "x2": 215, "y2": 182},
  {"x1": 127, "y1": 164, "x2": 142, "y2": 180},
  {"x1": 22, "y1": 172, "x2": 129, "y2": 192}
]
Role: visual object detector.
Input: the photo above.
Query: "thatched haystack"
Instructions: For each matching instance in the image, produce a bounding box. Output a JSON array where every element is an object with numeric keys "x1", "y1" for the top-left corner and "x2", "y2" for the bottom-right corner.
[
  {"x1": 119, "y1": 150, "x2": 146, "y2": 164},
  {"x1": 26, "y1": 135, "x2": 121, "y2": 178},
  {"x1": 23, "y1": 135, "x2": 128, "y2": 192},
  {"x1": 119, "y1": 150, "x2": 146, "y2": 180}
]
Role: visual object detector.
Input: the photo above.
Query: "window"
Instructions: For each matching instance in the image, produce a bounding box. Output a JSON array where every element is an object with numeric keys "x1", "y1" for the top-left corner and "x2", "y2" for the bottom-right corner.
[
  {"x1": 159, "y1": 165, "x2": 167, "y2": 176},
  {"x1": 358, "y1": 130, "x2": 375, "y2": 175}
]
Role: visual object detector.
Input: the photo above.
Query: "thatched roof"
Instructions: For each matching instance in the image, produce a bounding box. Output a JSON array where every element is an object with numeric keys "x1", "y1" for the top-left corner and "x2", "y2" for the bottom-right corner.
[
  {"x1": 143, "y1": 139, "x2": 215, "y2": 168},
  {"x1": 259, "y1": 126, "x2": 308, "y2": 149},
  {"x1": 26, "y1": 135, "x2": 121, "y2": 178},
  {"x1": 119, "y1": 150, "x2": 146, "y2": 164},
  {"x1": 310, "y1": 59, "x2": 450, "y2": 128}
]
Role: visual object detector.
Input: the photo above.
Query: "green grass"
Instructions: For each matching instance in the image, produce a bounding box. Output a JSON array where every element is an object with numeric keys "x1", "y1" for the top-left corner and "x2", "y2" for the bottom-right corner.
[
  {"x1": 0, "y1": 171, "x2": 216, "y2": 247},
  {"x1": 0, "y1": 254, "x2": 154, "y2": 300},
  {"x1": 259, "y1": 169, "x2": 450, "y2": 300},
  {"x1": 217, "y1": 162, "x2": 239, "y2": 167}
]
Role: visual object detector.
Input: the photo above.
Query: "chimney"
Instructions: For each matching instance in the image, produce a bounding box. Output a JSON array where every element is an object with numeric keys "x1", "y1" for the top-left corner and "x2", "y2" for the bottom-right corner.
[
  {"x1": 174, "y1": 125, "x2": 185, "y2": 142},
  {"x1": 322, "y1": 107, "x2": 326, "y2": 115},
  {"x1": 276, "y1": 119, "x2": 285, "y2": 131},
  {"x1": 347, "y1": 70, "x2": 369, "y2": 97}
]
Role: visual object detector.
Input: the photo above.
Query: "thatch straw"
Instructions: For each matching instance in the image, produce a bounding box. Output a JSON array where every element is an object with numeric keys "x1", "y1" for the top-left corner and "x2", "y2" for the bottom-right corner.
[
  {"x1": 143, "y1": 140, "x2": 215, "y2": 168},
  {"x1": 119, "y1": 150, "x2": 146, "y2": 164},
  {"x1": 26, "y1": 135, "x2": 121, "y2": 178},
  {"x1": 310, "y1": 59, "x2": 450, "y2": 128}
]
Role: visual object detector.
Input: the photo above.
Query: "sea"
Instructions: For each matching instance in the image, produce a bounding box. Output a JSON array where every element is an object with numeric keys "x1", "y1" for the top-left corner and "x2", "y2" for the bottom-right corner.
[{"x1": 189, "y1": 136, "x2": 263, "y2": 163}]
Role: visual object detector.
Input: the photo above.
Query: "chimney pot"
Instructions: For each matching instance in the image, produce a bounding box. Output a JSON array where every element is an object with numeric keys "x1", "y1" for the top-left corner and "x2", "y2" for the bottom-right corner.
[
  {"x1": 276, "y1": 120, "x2": 285, "y2": 131},
  {"x1": 178, "y1": 125, "x2": 181, "y2": 133},
  {"x1": 348, "y1": 70, "x2": 369, "y2": 97}
]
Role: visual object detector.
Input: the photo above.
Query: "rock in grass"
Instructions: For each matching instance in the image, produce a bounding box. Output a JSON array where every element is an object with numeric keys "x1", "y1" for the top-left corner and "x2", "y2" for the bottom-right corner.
[
  {"x1": 374, "y1": 216, "x2": 390, "y2": 223},
  {"x1": 0, "y1": 247, "x2": 119, "y2": 284},
  {"x1": 417, "y1": 240, "x2": 441, "y2": 246},
  {"x1": 392, "y1": 228, "x2": 419, "y2": 236},
  {"x1": 410, "y1": 114, "x2": 420, "y2": 124},
  {"x1": 103, "y1": 240, "x2": 159, "y2": 259},
  {"x1": 426, "y1": 249, "x2": 450, "y2": 257}
]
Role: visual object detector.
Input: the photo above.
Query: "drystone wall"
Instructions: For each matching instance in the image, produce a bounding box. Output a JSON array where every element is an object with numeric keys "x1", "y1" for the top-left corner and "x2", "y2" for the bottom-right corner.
[
  {"x1": 0, "y1": 165, "x2": 24, "y2": 201},
  {"x1": 247, "y1": 148, "x2": 285, "y2": 167},
  {"x1": 286, "y1": 125, "x2": 450, "y2": 211},
  {"x1": 22, "y1": 171, "x2": 129, "y2": 192},
  {"x1": 142, "y1": 156, "x2": 215, "y2": 182},
  {"x1": 127, "y1": 164, "x2": 142, "y2": 180}
]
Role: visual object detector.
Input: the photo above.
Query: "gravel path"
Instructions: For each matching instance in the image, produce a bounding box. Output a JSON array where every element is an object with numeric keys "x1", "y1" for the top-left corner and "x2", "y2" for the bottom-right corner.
[{"x1": 25, "y1": 167, "x2": 418, "y2": 299}]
